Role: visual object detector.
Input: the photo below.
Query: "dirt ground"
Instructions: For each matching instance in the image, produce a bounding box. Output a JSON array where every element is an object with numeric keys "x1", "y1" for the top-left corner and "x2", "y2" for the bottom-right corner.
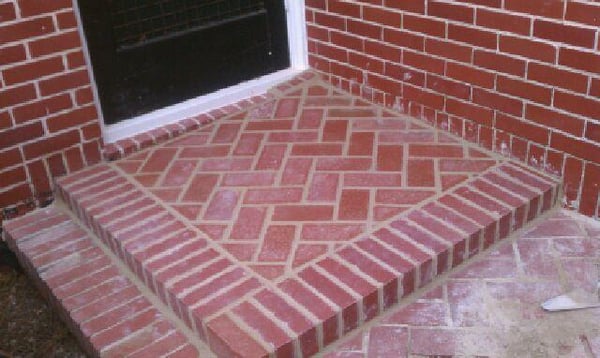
[{"x1": 0, "y1": 242, "x2": 87, "y2": 358}]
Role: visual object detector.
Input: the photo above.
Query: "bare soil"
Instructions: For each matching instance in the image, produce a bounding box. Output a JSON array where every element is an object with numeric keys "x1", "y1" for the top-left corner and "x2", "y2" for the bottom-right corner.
[{"x1": 0, "y1": 243, "x2": 87, "y2": 358}]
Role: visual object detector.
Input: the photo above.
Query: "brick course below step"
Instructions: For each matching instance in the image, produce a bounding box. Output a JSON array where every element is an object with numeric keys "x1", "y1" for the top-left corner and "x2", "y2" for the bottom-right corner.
[{"x1": 2, "y1": 206, "x2": 205, "y2": 357}]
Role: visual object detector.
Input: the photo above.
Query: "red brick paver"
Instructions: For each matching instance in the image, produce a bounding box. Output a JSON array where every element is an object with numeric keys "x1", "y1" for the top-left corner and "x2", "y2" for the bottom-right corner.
[
  {"x1": 111, "y1": 79, "x2": 504, "y2": 280},
  {"x1": 2, "y1": 206, "x2": 205, "y2": 357},
  {"x1": 325, "y1": 210, "x2": 600, "y2": 357},
  {"x1": 4, "y1": 73, "x2": 562, "y2": 357}
]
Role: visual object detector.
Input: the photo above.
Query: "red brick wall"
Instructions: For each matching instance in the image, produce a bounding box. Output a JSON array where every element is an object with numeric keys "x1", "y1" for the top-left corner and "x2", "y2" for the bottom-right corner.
[
  {"x1": 0, "y1": 0, "x2": 102, "y2": 225},
  {"x1": 306, "y1": 0, "x2": 600, "y2": 218}
]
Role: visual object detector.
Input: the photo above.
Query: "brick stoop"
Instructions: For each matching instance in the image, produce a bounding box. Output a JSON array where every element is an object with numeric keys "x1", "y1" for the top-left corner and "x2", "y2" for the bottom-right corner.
[{"x1": 2, "y1": 77, "x2": 562, "y2": 357}]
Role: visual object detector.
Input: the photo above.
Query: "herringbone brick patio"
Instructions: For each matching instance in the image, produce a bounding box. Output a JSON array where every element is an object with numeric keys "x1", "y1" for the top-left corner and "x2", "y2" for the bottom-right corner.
[{"x1": 3, "y1": 73, "x2": 562, "y2": 357}]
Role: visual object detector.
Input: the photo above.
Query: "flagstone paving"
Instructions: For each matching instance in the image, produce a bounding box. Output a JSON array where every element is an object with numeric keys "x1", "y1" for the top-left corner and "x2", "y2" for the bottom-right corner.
[{"x1": 3, "y1": 73, "x2": 563, "y2": 357}]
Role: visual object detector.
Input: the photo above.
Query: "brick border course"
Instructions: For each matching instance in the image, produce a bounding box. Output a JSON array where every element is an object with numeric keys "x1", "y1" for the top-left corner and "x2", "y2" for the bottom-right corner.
[
  {"x1": 48, "y1": 154, "x2": 560, "y2": 356},
  {"x1": 3, "y1": 72, "x2": 563, "y2": 357}
]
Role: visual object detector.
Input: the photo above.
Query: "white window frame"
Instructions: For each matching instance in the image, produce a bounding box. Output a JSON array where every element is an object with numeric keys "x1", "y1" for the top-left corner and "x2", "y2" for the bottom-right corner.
[{"x1": 75, "y1": 0, "x2": 308, "y2": 143}]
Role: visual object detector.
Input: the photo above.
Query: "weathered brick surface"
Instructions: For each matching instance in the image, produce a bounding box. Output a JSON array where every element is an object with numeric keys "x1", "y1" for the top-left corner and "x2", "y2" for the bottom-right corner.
[
  {"x1": 4, "y1": 76, "x2": 563, "y2": 357},
  {"x1": 2, "y1": 206, "x2": 200, "y2": 357},
  {"x1": 306, "y1": 0, "x2": 600, "y2": 218},
  {"x1": 0, "y1": 0, "x2": 102, "y2": 225},
  {"x1": 326, "y1": 210, "x2": 600, "y2": 357},
  {"x1": 2, "y1": 0, "x2": 598, "y2": 232}
]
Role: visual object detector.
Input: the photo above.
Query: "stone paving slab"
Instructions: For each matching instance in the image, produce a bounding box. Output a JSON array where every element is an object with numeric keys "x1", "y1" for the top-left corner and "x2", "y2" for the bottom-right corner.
[
  {"x1": 324, "y1": 210, "x2": 600, "y2": 357},
  {"x1": 4, "y1": 73, "x2": 562, "y2": 357}
]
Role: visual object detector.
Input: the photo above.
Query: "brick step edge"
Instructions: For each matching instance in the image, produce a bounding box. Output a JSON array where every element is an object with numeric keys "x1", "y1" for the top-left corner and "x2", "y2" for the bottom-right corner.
[
  {"x1": 2, "y1": 205, "x2": 209, "y2": 358},
  {"x1": 54, "y1": 156, "x2": 562, "y2": 356}
]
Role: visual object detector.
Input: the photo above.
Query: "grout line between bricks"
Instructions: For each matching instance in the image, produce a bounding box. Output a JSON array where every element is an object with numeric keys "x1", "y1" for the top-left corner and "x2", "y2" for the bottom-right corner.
[
  {"x1": 54, "y1": 199, "x2": 216, "y2": 357},
  {"x1": 315, "y1": 206, "x2": 565, "y2": 357}
]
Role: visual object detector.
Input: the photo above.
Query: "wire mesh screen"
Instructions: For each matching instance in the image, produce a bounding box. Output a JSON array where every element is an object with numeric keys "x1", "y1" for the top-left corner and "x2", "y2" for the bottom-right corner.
[{"x1": 110, "y1": 0, "x2": 266, "y2": 48}]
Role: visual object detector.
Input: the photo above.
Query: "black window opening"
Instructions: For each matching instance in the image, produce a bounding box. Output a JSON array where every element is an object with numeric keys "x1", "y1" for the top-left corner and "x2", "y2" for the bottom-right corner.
[{"x1": 78, "y1": 0, "x2": 290, "y2": 125}]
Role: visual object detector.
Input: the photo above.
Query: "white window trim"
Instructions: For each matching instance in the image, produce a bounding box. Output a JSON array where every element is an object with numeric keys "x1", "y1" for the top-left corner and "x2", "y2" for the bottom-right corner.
[{"x1": 75, "y1": 0, "x2": 308, "y2": 144}]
